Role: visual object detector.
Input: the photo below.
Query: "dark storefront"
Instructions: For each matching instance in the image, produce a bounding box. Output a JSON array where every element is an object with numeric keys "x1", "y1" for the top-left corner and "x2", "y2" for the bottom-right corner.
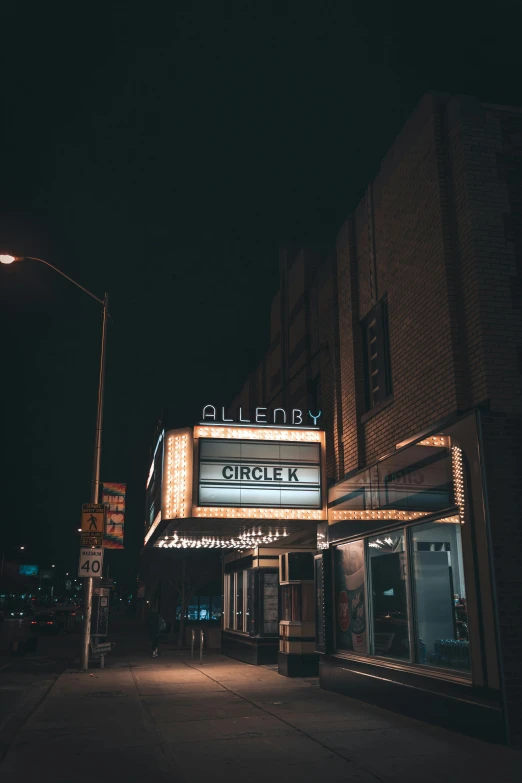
[{"x1": 317, "y1": 412, "x2": 505, "y2": 742}]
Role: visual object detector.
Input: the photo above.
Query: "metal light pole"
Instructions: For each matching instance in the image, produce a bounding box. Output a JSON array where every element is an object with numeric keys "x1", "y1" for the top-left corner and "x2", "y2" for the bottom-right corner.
[
  {"x1": 0, "y1": 254, "x2": 109, "y2": 671},
  {"x1": 82, "y1": 291, "x2": 109, "y2": 671}
]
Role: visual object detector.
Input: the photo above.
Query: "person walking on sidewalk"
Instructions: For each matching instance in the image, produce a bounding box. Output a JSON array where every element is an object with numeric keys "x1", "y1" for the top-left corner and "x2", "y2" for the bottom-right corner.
[{"x1": 147, "y1": 607, "x2": 165, "y2": 657}]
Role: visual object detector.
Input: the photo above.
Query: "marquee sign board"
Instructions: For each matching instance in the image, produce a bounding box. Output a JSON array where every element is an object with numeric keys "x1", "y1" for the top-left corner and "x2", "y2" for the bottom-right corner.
[
  {"x1": 146, "y1": 422, "x2": 327, "y2": 548},
  {"x1": 198, "y1": 438, "x2": 322, "y2": 509}
]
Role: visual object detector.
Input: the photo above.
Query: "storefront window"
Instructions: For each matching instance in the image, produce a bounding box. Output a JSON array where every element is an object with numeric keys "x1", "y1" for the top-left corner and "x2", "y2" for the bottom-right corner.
[
  {"x1": 334, "y1": 540, "x2": 368, "y2": 654},
  {"x1": 226, "y1": 573, "x2": 234, "y2": 629},
  {"x1": 263, "y1": 573, "x2": 278, "y2": 634},
  {"x1": 198, "y1": 597, "x2": 210, "y2": 620},
  {"x1": 211, "y1": 596, "x2": 222, "y2": 620},
  {"x1": 224, "y1": 572, "x2": 249, "y2": 631},
  {"x1": 236, "y1": 571, "x2": 244, "y2": 629},
  {"x1": 368, "y1": 532, "x2": 410, "y2": 660},
  {"x1": 187, "y1": 601, "x2": 198, "y2": 620},
  {"x1": 410, "y1": 518, "x2": 470, "y2": 671}
]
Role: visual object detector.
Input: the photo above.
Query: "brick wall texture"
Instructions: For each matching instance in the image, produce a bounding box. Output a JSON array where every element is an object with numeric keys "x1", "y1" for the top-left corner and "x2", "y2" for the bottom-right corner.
[{"x1": 231, "y1": 92, "x2": 522, "y2": 743}]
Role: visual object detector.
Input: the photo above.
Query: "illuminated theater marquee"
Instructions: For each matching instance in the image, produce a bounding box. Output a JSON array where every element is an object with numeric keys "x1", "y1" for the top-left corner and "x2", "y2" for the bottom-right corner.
[
  {"x1": 198, "y1": 438, "x2": 322, "y2": 509},
  {"x1": 151, "y1": 414, "x2": 327, "y2": 542}
]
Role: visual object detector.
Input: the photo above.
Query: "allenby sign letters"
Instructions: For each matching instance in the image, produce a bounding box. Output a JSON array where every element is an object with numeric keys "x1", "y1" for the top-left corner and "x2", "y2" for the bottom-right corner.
[{"x1": 202, "y1": 405, "x2": 322, "y2": 426}]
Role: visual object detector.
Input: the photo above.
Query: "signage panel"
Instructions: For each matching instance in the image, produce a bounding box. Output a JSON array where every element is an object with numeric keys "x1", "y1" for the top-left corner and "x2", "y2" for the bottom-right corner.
[
  {"x1": 78, "y1": 548, "x2": 104, "y2": 577},
  {"x1": 81, "y1": 504, "x2": 105, "y2": 534},
  {"x1": 198, "y1": 438, "x2": 321, "y2": 509},
  {"x1": 102, "y1": 482, "x2": 126, "y2": 549},
  {"x1": 81, "y1": 532, "x2": 103, "y2": 548}
]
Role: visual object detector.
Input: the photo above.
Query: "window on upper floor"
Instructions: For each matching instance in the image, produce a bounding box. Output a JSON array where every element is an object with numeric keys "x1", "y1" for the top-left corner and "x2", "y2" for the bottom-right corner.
[{"x1": 362, "y1": 299, "x2": 392, "y2": 410}]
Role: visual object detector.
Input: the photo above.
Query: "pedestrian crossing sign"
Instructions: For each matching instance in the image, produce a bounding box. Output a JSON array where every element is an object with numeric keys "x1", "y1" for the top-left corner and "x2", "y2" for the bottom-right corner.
[{"x1": 81, "y1": 503, "x2": 106, "y2": 534}]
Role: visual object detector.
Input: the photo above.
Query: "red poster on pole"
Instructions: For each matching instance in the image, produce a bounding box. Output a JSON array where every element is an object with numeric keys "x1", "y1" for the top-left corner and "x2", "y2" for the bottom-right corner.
[{"x1": 102, "y1": 482, "x2": 126, "y2": 549}]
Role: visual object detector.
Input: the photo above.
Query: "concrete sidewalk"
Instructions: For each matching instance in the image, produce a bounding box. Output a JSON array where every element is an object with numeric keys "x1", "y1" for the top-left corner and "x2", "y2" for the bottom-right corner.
[{"x1": 1, "y1": 641, "x2": 522, "y2": 782}]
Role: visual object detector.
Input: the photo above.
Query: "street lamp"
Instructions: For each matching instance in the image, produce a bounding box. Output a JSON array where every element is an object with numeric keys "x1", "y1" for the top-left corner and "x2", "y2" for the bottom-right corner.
[{"x1": 1, "y1": 253, "x2": 109, "y2": 672}]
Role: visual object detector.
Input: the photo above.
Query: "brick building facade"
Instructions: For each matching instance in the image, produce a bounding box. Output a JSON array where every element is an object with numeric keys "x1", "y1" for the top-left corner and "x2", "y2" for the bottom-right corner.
[{"x1": 230, "y1": 93, "x2": 522, "y2": 746}]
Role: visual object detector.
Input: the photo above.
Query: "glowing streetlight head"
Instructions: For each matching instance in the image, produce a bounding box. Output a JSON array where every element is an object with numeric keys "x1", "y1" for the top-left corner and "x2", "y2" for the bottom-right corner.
[{"x1": 0, "y1": 254, "x2": 17, "y2": 265}]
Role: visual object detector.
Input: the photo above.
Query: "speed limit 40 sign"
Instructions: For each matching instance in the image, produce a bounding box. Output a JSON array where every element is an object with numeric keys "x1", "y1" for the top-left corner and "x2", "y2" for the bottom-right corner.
[{"x1": 78, "y1": 548, "x2": 104, "y2": 577}]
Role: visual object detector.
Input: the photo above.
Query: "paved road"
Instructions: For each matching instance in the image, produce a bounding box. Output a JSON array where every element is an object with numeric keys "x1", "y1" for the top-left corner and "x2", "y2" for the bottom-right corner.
[{"x1": 0, "y1": 629, "x2": 79, "y2": 760}]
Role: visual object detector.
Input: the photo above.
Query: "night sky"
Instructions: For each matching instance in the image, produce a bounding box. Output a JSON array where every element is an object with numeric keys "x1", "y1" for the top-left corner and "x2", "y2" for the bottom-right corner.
[{"x1": 2, "y1": 2, "x2": 522, "y2": 587}]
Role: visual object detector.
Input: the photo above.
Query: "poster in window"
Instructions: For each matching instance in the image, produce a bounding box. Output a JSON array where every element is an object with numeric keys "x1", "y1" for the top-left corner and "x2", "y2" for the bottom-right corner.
[
  {"x1": 335, "y1": 540, "x2": 368, "y2": 654},
  {"x1": 263, "y1": 573, "x2": 278, "y2": 634}
]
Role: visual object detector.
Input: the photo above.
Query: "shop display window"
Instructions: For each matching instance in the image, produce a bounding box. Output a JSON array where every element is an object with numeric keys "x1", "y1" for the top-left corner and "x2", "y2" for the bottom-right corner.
[
  {"x1": 410, "y1": 519, "x2": 469, "y2": 671},
  {"x1": 334, "y1": 540, "x2": 368, "y2": 654},
  {"x1": 227, "y1": 573, "x2": 234, "y2": 628},
  {"x1": 263, "y1": 572, "x2": 278, "y2": 633},
  {"x1": 368, "y1": 532, "x2": 410, "y2": 660},
  {"x1": 333, "y1": 521, "x2": 470, "y2": 673},
  {"x1": 330, "y1": 413, "x2": 483, "y2": 679},
  {"x1": 224, "y1": 571, "x2": 249, "y2": 632},
  {"x1": 236, "y1": 571, "x2": 244, "y2": 629},
  {"x1": 198, "y1": 597, "x2": 210, "y2": 620},
  {"x1": 211, "y1": 596, "x2": 223, "y2": 620},
  {"x1": 176, "y1": 594, "x2": 222, "y2": 621}
]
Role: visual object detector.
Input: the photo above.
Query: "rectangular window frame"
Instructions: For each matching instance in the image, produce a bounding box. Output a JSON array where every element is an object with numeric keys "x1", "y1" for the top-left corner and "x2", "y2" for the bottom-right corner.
[
  {"x1": 332, "y1": 512, "x2": 472, "y2": 682},
  {"x1": 366, "y1": 528, "x2": 414, "y2": 664},
  {"x1": 224, "y1": 571, "x2": 248, "y2": 633},
  {"x1": 361, "y1": 298, "x2": 392, "y2": 411}
]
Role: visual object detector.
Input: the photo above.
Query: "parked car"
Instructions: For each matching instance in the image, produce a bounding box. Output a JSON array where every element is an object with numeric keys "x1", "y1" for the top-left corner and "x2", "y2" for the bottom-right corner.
[
  {"x1": 54, "y1": 609, "x2": 82, "y2": 632},
  {"x1": 31, "y1": 613, "x2": 60, "y2": 634}
]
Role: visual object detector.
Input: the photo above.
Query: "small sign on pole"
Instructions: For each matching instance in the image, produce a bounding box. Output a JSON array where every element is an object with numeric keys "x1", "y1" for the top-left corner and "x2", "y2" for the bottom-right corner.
[
  {"x1": 81, "y1": 532, "x2": 103, "y2": 547},
  {"x1": 81, "y1": 504, "x2": 105, "y2": 547},
  {"x1": 101, "y1": 483, "x2": 126, "y2": 549},
  {"x1": 78, "y1": 548, "x2": 104, "y2": 578}
]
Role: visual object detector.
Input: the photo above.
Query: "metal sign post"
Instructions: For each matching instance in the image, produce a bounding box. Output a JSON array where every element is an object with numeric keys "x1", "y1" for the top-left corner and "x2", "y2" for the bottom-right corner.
[
  {"x1": 199, "y1": 629, "x2": 204, "y2": 663},
  {"x1": 80, "y1": 292, "x2": 109, "y2": 673},
  {"x1": 191, "y1": 628, "x2": 195, "y2": 659}
]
